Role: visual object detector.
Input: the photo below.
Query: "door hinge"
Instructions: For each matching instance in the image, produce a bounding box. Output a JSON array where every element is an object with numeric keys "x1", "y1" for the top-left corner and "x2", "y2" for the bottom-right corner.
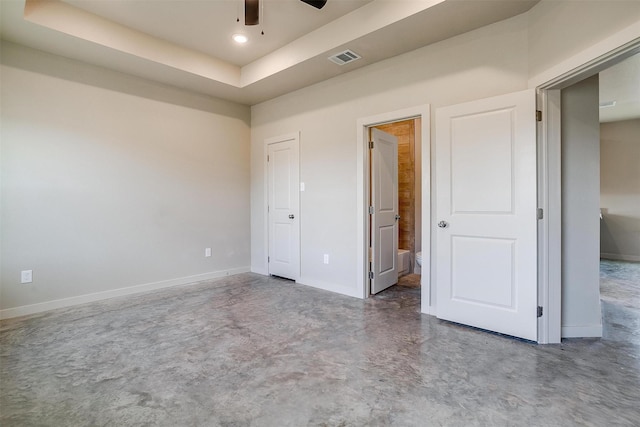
[
  {"x1": 368, "y1": 271, "x2": 374, "y2": 280},
  {"x1": 537, "y1": 208, "x2": 543, "y2": 220},
  {"x1": 267, "y1": 155, "x2": 269, "y2": 162},
  {"x1": 536, "y1": 110, "x2": 542, "y2": 122},
  {"x1": 537, "y1": 306, "x2": 543, "y2": 317},
  {"x1": 369, "y1": 140, "x2": 374, "y2": 149},
  {"x1": 368, "y1": 247, "x2": 372, "y2": 262},
  {"x1": 268, "y1": 256, "x2": 270, "y2": 263},
  {"x1": 368, "y1": 206, "x2": 374, "y2": 215}
]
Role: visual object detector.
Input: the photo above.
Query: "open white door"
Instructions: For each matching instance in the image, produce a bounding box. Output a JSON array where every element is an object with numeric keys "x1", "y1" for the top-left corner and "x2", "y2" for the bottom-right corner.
[
  {"x1": 435, "y1": 89, "x2": 537, "y2": 341},
  {"x1": 370, "y1": 128, "x2": 399, "y2": 294},
  {"x1": 267, "y1": 135, "x2": 300, "y2": 280}
]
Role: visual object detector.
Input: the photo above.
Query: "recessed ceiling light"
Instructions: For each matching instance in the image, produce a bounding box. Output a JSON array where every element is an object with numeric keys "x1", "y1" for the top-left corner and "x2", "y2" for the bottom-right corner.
[{"x1": 232, "y1": 34, "x2": 248, "y2": 44}]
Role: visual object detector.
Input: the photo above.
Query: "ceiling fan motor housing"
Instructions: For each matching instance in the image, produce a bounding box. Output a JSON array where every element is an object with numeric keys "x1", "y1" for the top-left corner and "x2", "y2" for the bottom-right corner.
[
  {"x1": 300, "y1": 0, "x2": 328, "y2": 9},
  {"x1": 245, "y1": 0, "x2": 327, "y2": 26},
  {"x1": 245, "y1": 0, "x2": 259, "y2": 25}
]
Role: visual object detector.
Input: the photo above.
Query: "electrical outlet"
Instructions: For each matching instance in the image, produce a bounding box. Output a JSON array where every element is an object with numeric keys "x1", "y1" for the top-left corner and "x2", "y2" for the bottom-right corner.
[
  {"x1": 323, "y1": 254, "x2": 329, "y2": 264},
  {"x1": 205, "y1": 248, "x2": 212, "y2": 257},
  {"x1": 21, "y1": 270, "x2": 33, "y2": 284}
]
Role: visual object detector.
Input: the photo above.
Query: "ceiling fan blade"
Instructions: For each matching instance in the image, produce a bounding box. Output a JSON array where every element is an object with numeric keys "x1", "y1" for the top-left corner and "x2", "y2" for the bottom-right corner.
[
  {"x1": 245, "y1": 0, "x2": 259, "y2": 26},
  {"x1": 300, "y1": 0, "x2": 327, "y2": 10}
]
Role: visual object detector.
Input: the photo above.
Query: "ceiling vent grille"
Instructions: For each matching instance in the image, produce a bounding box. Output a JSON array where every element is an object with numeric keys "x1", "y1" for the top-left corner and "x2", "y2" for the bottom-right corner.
[{"x1": 328, "y1": 49, "x2": 361, "y2": 65}]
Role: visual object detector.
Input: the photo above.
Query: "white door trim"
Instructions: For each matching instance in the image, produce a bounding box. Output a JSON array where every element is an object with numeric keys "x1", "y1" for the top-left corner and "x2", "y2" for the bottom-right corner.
[
  {"x1": 536, "y1": 89, "x2": 562, "y2": 345},
  {"x1": 536, "y1": 39, "x2": 640, "y2": 344},
  {"x1": 356, "y1": 105, "x2": 431, "y2": 313},
  {"x1": 264, "y1": 132, "x2": 300, "y2": 280}
]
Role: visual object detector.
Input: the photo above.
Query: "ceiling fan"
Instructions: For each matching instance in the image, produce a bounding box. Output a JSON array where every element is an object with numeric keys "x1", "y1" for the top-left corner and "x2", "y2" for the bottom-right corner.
[{"x1": 245, "y1": 0, "x2": 328, "y2": 26}]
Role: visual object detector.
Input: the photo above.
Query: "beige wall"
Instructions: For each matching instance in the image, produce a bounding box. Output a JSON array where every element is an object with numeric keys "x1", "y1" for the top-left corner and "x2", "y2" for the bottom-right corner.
[
  {"x1": 251, "y1": 14, "x2": 530, "y2": 298},
  {"x1": 600, "y1": 119, "x2": 640, "y2": 261},
  {"x1": 0, "y1": 42, "x2": 251, "y2": 315},
  {"x1": 561, "y1": 75, "x2": 602, "y2": 337},
  {"x1": 527, "y1": 0, "x2": 640, "y2": 84}
]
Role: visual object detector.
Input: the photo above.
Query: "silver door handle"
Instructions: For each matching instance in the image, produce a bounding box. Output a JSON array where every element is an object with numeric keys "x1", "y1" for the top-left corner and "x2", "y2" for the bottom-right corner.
[
  {"x1": 289, "y1": 214, "x2": 295, "y2": 219},
  {"x1": 438, "y1": 221, "x2": 449, "y2": 228}
]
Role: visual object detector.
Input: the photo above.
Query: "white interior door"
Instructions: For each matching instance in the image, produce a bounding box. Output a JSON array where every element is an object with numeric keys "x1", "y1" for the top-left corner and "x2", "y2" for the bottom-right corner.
[
  {"x1": 435, "y1": 89, "x2": 538, "y2": 341},
  {"x1": 268, "y1": 136, "x2": 299, "y2": 280},
  {"x1": 370, "y1": 128, "x2": 399, "y2": 294}
]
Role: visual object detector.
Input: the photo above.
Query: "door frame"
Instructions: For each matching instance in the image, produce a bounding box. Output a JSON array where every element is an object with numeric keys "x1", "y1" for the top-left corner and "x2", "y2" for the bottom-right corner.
[
  {"x1": 356, "y1": 105, "x2": 431, "y2": 313},
  {"x1": 536, "y1": 37, "x2": 640, "y2": 344},
  {"x1": 264, "y1": 132, "x2": 301, "y2": 280}
]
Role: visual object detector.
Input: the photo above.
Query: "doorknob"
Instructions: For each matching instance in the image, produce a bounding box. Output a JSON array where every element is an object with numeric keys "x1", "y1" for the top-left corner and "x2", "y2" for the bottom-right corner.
[
  {"x1": 289, "y1": 214, "x2": 295, "y2": 219},
  {"x1": 437, "y1": 220, "x2": 449, "y2": 228},
  {"x1": 395, "y1": 214, "x2": 401, "y2": 221}
]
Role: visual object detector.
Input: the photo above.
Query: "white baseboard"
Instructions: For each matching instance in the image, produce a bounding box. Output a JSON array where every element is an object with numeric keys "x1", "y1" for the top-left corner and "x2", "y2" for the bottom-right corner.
[
  {"x1": 561, "y1": 324, "x2": 603, "y2": 338},
  {"x1": 600, "y1": 253, "x2": 640, "y2": 262},
  {"x1": 0, "y1": 267, "x2": 250, "y2": 320},
  {"x1": 421, "y1": 305, "x2": 436, "y2": 316},
  {"x1": 251, "y1": 266, "x2": 269, "y2": 275},
  {"x1": 297, "y1": 276, "x2": 363, "y2": 299}
]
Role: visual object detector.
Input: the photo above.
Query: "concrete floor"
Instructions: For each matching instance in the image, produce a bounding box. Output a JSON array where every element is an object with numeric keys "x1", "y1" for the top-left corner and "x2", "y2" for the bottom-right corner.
[
  {"x1": 600, "y1": 259, "x2": 640, "y2": 344},
  {"x1": 1, "y1": 264, "x2": 639, "y2": 426}
]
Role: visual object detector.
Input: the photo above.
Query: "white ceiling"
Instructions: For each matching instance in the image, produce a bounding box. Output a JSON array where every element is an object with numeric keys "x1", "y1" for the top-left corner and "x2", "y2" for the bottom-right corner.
[
  {"x1": 63, "y1": 0, "x2": 375, "y2": 67},
  {"x1": 0, "y1": 0, "x2": 555, "y2": 106},
  {"x1": 600, "y1": 53, "x2": 640, "y2": 123},
  {"x1": 1, "y1": 0, "x2": 544, "y2": 105},
  {"x1": 1, "y1": 0, "x2": 638, "y2": 118}
]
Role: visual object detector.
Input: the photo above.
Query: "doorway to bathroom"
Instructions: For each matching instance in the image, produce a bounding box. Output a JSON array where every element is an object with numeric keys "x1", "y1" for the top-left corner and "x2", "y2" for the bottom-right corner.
[
  {"x1": 371, "y1": 119, "x2": 422, "y2": 294},
  {"x1": 356, "y1": 105, "x2": 431, "y2": 313}
]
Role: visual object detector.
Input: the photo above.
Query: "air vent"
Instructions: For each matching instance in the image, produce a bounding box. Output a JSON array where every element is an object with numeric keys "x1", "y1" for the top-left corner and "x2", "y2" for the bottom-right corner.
[{"x1": 328, "y1": 49, "x2": 361, "y2": 66}]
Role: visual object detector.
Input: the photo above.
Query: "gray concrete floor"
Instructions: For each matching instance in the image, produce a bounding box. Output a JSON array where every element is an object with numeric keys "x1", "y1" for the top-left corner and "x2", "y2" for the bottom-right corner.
[
  {"x1": 1, "y1": 265, "x2": 639, "y2": 426},
  {"x1": 600, "y1": 259, "x2": 640, "y2": 344}
]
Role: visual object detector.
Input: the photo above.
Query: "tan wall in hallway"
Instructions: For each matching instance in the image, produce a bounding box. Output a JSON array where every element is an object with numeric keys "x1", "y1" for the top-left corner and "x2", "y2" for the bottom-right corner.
[
  {"x1": 600, "y1": 119, "x2": 640, "y2": 261},
  {"x1": 561, "y1": 75, "x2": 602, "y2": 336}
]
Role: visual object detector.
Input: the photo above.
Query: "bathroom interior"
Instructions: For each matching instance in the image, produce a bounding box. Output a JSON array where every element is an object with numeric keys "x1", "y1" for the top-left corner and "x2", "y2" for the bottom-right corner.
[{"x1": 374, "y1": 118, "x2": 423, "y2": 290}]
